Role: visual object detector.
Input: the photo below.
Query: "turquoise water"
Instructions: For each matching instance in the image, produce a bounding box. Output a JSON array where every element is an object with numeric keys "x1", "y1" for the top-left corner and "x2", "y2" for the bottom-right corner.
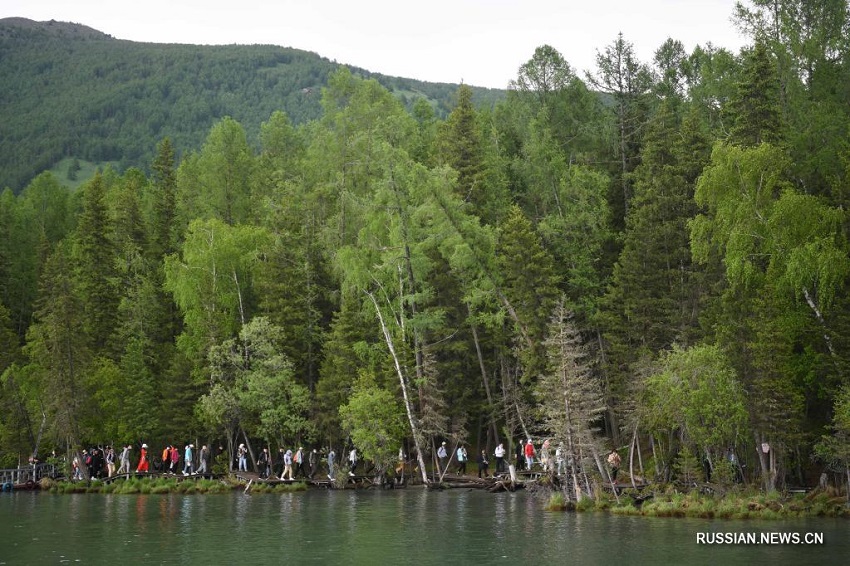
[{"x1": 0, "y1": 489, "x2": 847, "y2": 564}]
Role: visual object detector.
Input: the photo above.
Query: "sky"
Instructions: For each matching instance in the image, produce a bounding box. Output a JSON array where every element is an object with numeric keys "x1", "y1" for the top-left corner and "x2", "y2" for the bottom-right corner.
[{"x1": 3, "y1": 0, "x2": 750, "y2": 89}]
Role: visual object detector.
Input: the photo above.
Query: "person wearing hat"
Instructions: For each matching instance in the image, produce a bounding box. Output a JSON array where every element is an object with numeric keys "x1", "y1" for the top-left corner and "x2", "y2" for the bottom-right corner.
[
  {"x1": 136, "y1": 443, "x2": 149, "y2": 473},
  {"x1": 237, "y1": 443, "x2": 248, "y2": 472}
]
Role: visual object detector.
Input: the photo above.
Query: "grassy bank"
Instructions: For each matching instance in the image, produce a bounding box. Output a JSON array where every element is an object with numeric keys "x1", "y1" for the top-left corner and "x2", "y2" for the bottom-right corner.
[
  {"x1": 38, "y1": 477, "x2": 308, "y2": 495},
  {"x1": 546, "y1": 487, "x2": 850, "y2": 519}
]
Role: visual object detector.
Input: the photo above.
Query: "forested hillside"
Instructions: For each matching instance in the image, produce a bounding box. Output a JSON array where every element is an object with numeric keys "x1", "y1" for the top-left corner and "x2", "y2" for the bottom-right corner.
[
  {"x1": 0, "y1": 17, "x2": 503, "y2": 192},
  {"x1": 2, "y1": 1, "x2": 850, "y2": 493}
]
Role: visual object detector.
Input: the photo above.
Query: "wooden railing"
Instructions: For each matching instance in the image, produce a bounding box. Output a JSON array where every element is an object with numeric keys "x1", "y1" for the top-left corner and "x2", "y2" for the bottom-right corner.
[{"x1": 0, "y1": 463, "x2": 57, "y2": 485}]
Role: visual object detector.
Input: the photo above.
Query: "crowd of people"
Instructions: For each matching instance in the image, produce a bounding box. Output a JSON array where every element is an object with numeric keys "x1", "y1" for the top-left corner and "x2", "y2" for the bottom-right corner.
[
  {"x1": 67, "y1": 443, "x2": 213, "y2": 479},
  {"x1": 62, "y1": 438, "x2": 620, "y2": 483}
]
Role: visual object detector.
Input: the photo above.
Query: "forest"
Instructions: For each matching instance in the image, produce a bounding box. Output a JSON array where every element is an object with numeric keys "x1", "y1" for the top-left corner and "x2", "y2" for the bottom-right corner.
[
  {"x1": 1, "y1": 0, "x2": 850, "y2": 494},
  {"x1": 0, "y1": 17, "x2": 503, "y2": 193}
]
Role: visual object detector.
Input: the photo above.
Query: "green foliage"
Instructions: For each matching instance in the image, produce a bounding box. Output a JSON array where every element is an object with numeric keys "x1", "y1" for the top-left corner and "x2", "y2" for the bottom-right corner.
[
  {"x1": 0, "y1": 19, "x2": 504, "y2": 192},
  {"x1": 642, "y1": 344, "x2": 748, "y2": 456},
  {"x1": 673, "y1": 446, "x2": 703, "y2": 484},
  {"x1": 339, "y1": 374, "x2": 406, "y2": 471},
  {"x1": 164, "y1": 218, "x2": 272, "y2": 364},
  {"x1": 198, "y1": 317, "x2": 312, "y2": 446},
  {"x1": 1, "y1": 14, "x2": 850, "y2": 494}
]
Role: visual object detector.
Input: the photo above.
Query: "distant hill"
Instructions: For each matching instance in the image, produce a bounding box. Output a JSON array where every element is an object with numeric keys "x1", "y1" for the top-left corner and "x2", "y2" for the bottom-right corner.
[{"x1": 0, "y1": 18, "x2": 505, "y2": 192}]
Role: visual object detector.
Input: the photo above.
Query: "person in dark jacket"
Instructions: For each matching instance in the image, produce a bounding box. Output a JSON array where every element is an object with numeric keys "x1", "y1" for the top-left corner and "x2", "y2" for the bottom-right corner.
[
  {"x1": 309, "y1": 448, "x2": 319, "y2": 478},
  {"x1": 275, "y1": 448, "x2": 285, "y2": 479},
  {"x1": 477, "y1": 450, "x2": 490, "y2": 478},
  {"x1": 257, "y1": 448, "x2": 270, "y2": 479}
]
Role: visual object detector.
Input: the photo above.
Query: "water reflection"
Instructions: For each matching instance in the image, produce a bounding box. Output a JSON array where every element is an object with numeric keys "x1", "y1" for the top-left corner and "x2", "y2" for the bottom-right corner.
[{"x1": 1, "y1": 490, "x2": 847, "y2": 565}]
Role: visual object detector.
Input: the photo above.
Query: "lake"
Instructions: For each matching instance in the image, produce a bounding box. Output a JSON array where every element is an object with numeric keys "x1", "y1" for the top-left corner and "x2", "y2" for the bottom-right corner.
[{"x1": 1, "y1": 488, "x2": 847, "y2": 564}]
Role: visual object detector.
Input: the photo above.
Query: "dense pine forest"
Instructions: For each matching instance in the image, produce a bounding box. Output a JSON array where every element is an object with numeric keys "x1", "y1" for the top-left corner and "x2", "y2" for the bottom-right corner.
[{"x1": 2, "y1": 1, "x2": 850, "y2": 493}]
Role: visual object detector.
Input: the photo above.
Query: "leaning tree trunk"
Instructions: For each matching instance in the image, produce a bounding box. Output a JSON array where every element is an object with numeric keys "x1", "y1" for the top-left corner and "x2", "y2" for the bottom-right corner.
[
  {"x1": 367, "y1": 291, "x2": 430, "y2": 484},
  {"x1": 468, "y1": 303, "x2": 500, "y2": 446},
  {"x1": 241, "y1": 426, "x2": 257, "y2": 472},
  {"x1": 591, "y1": 445, "x2": 619, "y2": 504},
  {"x1": 628, "y1": 426, "x2": 637, "y2": 490}
]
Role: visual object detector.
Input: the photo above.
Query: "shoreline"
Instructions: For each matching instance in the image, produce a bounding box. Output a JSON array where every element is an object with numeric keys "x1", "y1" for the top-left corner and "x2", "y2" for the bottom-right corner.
[
  {"x1": 22, "y1": 476, "x2": 850, "y2": 520},
  {"x1": 545, "y1": 486, "x2": 850, "y2": 520}
]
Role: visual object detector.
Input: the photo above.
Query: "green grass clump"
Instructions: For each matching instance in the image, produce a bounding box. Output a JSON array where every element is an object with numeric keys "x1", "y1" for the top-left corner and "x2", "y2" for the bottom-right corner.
[
  {"x1": 575, "y1": 496, "x2": 596, "y2": 512},
  {"x1": 545, "y1": 492, "x2": 566, "y2": 511}
]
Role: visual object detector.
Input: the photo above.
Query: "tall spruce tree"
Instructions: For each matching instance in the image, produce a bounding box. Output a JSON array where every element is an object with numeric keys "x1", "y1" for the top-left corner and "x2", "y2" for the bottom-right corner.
[{"x1": 74, "y1": 172, "x2": 119, "y2": 352}]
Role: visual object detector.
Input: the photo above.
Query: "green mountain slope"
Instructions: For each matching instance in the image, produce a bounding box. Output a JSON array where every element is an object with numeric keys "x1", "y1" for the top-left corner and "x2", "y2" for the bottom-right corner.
[{"x1": 0, "y1": 17, "x2": 504, "y2": 192}]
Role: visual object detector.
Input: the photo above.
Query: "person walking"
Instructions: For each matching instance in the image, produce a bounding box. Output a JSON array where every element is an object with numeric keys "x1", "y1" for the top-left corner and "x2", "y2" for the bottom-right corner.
[
  {"x1": 170, "y1": 444, "x2": 180, "y2": 473},
  {"x1": 515, "y1": 440, "x2": 525, "y2": 471},
  {"x1": 456, "y1": 445, "x2": 467, "y2": 475},
  {"x1": 257, "y1": 448, "x2": 270, "y2": 479},
  {"x1": 524, "y1": 439, "x2": 535, "y2": 471},
  {"x1": 72, "y1": 452, "x2": 84, "y2": 480},
  {"x1": 105, "y1": 446, "x2": 116, "y2": 477},
  {"x1": 309, "y1": 448, "x2": 319, "y2": 478},
  {"x1": 162, "y1": 445, "x2": 171, "y2": 474},
  {"x1": 348, "y1": 447, "x2": 358, "y2": 477},
  {"x1": 294, "y1": 447, "x2": 305, "y2": 478},
  {"x1": 607, "y1": 448, "x2": 621, "y2": 483},
  {"x1": 327, "y1": 448, "x2": 336, "y2": 481},
  {"x1": 283, "y1": 449, "x2": 294, "y2": 480},
  {"x1": 117, "y1": 445, "x2": 131, "y2": 475},
  {"x1": 197, "y1": 445, "x2": 209, "y2": 475},
  {"x1": 183, "y1": 444, "x2": 194, "y2": 475},
  {"x1": 136, "y1": 444, "x2": 149, "y2": 473},
  {"x1": 494, "y1": 443, "x2": 506, "y2": 474},
  {"x1": 477, "y1": 450, "x2": 490, "y2": 478},
  {"x1": 556, "y1": 444, "x2": 565, "y2": 476},
  {"x1": 437, "y1": 441, "x2": 448, "y2": 475},
  {"x1": 275, "y1": 448, "x2": 285, "y2": 479},
  {"x1": 237, "y1": 444, "x2": 248, "y2": 472}
]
